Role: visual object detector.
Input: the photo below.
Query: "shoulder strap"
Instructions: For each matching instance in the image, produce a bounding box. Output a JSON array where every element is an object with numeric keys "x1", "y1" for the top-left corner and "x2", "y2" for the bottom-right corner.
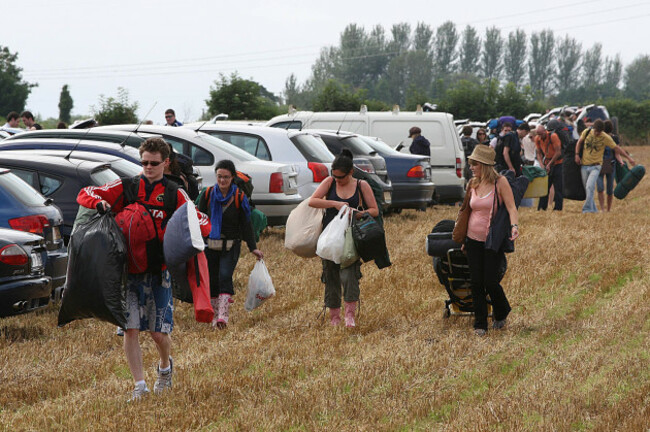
[
  {"x1": 121, "y1": 176, "x2": 140, "y2": 205},
  {"x1": 163, "y1": 180, "x2": 179, "y2": 220},
  {"x1": 355, "y1": 179, "x2": 366, "y2": 210},
  {"x1": 234, "y1": 189, "x2": 245, "y2": 209}
]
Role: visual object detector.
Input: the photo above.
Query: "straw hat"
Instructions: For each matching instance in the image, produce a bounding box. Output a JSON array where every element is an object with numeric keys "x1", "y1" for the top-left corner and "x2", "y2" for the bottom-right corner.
[{"x1": 468, "y1": 145, "x2": 496, "y2": 166}]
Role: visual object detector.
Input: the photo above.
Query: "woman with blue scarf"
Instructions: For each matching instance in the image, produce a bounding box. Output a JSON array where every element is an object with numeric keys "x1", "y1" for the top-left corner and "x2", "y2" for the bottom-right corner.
[{"x1": 198, "y1": 160, "x2": 263, "y2": 329}]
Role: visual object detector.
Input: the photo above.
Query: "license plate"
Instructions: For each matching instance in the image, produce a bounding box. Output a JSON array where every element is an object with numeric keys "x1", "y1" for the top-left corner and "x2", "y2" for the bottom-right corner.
[
  {"x1": 31, "y1": 252, "x2": 43, "y2": 270},
  {"x1": 383, "y1": 191, "x2": 392, "y2": 204}
]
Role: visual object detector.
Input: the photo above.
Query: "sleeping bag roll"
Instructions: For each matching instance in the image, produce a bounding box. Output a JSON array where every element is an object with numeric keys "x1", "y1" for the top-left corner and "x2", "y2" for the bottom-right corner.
[{"x1": 614, "y1": 164, "x2": 645, "y2": 199}]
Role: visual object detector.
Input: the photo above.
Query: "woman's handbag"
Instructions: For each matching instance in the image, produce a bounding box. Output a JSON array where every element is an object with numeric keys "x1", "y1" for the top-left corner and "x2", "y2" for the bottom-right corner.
[
  {"x1": 285, "y1": 199, "x2": 325, "y2": 258},
  {"x1": 351, "y1": 212, "x2": 386, "y2": 262},
  {"x1": 452, "y1": 189, "x2": 472, "y2": 243}
]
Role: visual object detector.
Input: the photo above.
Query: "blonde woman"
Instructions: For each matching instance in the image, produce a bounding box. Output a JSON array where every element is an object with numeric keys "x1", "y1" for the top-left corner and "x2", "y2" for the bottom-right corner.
[{"x1": 463, "y1": 145, "x2": 519, "y2": 336}]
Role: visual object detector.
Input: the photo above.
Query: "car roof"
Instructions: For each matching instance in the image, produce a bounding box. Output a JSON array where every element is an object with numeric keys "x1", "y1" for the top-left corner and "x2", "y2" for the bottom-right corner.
[
  {"x1": 190, "y1": 123, "x2": 318, "y2": 139},
  {"x1": 0, "y1": 149, "x2": 124, "y2": 163},
  {"x1": 301, "y1": 129, "x2": 357, "y2": 138},
  {"x1": 5, "y1": 128, "x2": 149, "y2": 140},
  {"x1": 0, "y1": 153, "x2": 110, "y2": 173},
  {"x1": 0, "y1": 138, "x2": 141, "y2": 161}
]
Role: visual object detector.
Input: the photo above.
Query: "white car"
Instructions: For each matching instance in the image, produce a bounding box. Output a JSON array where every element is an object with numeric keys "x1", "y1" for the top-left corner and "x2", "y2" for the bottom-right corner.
[
  {"x1": 96, "y1": 125, "x2": 301, "y2": 225},
  {"x1": 185, "y1": 123, "x2": 333, "y2": 199}
]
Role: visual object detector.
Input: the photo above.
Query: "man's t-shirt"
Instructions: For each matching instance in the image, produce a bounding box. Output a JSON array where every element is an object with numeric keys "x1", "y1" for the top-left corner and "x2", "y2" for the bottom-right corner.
[
  {"x1": 581, "y1": 129, "x2": 617, "y2": 166},
  {"x1": 535, "y1": 133, "x2": 563, "y2": 165}
]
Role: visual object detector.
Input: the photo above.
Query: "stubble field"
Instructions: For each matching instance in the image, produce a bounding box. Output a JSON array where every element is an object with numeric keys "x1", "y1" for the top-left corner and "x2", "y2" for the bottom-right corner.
[{"x1": 1, "y1": 147, "x2": 649, "y2": 431}]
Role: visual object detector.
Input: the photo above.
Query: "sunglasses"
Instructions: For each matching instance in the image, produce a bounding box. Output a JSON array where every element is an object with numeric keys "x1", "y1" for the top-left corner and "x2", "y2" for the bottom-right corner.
[
  {"x1": 141, "y1": 160, "x2": 163, "y2": 167},
  {"x1": 331, "y1": 171, "x2": 349, "y2": 180},
  {"x1": 165, "y1": 115, "x2": 173, "y2": 119}
]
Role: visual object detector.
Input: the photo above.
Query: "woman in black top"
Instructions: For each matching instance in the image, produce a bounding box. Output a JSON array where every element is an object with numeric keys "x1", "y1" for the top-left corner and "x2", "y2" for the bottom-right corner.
[
  {"x1": 308, "y1": 149, "x2": 378, "y2": 327},
  {"x1": 198, "y1": 160, "x2": 263, "y2": 329}
]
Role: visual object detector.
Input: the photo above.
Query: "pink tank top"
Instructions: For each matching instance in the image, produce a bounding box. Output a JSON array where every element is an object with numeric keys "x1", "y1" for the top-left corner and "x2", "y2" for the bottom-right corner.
[{"x1": 467, "y1": 187, "x2": 494, "y2": 242}]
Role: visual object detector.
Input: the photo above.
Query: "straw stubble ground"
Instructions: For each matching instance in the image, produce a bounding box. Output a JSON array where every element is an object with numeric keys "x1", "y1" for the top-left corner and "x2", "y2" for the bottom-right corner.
[{"x1": 1, "y1": 148, "x2": 650, "y2": 431}]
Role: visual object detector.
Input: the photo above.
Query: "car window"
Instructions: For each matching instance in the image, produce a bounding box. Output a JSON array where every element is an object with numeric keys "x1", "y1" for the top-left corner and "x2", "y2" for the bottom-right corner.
[
  {"x1": 290, "y1": 134, "x2": 335, "y2": 162},
  {"x1": 359, "y1": 136, "x2": 401, "y2": 155},
  {"x1": 194, "y1": 133, "x2": 258, "y2": 162},
  {"x1": 190, "y1": 145, "x2": 214, "y2": 166},
  {"x1": 0, "y1": 172, "x2": 46, "y2": 206},
  {"x1": 211, "y1": 133, "x2": 271, "y2": 161},
  {"x1": 90, "y1": 168, "x2": 120, "y2": 185},
  {"x1": 6, "y1": 168, "x2": 37, "y2": 189},
  {"x1": 164, "y1": 137, "x2": 185, "y2": 154},
  {"x1": 339, "y1": 136, "x2": 375, "y2": 154},
  {"x1": 270, "y1": 121, "x2": 302, "y2": 129},
  {"x1": 39, "y1": 174, "x2": 63, "y2": 196}
]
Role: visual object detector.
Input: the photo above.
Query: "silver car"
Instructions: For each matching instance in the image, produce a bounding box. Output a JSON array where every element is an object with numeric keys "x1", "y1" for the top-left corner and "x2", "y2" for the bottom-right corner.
[
  {"x1": 96, "y1": 125, "x2": 301, "y2": 225},
  {"x1": 186, "y1": 123, "x2": 334, "y2": 199}
]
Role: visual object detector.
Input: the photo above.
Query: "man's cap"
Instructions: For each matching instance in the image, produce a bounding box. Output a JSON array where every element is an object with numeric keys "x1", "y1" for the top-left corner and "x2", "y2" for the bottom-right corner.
[{"x1": 408, "y1": 126, "x2": 421, "y2": 137}]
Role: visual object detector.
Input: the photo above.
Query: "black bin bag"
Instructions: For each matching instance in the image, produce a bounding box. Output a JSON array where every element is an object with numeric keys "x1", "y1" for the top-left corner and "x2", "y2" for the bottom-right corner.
[{"x1": 58, "y1": 213, "x2": 128, "y2": 328}]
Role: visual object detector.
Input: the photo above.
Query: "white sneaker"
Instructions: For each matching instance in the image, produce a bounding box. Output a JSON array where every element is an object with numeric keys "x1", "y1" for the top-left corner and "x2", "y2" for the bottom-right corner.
[
  {"x1": 154, "y1": 357, "x2": 173, "y2": 395},
  {"x1": 127, "y1": 384, "x2": 150, "y2": 403}
]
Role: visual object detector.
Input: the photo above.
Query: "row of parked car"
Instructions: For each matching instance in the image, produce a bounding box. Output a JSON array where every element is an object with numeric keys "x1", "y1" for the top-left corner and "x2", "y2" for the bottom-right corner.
[{"x1": 0, "y1": 118, "x2": 440, "y2": 318}]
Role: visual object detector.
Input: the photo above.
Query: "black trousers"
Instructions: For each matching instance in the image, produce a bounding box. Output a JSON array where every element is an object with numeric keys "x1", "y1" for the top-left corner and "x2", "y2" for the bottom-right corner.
[
  {"x1": 465, "y1": 238, "x2": 511, "y2": 330},
  {"x1": 537, "y1": 164, "x2": 564, "y2": 211}
]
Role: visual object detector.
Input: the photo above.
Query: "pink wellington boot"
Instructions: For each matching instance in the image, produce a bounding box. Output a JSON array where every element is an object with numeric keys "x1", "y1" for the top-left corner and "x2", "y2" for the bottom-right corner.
[
  {"x1": 344, "y1": 301, "x2": 357, "y2": 327},
  {"x1": 216, "y1": 294, "x2": 233, "y2": 330},
  {"x1": 210, "y1": 298, "x2": 219, "y2": 328},
  {"x1": 329, "y1": 308, "x2": 341, "y2": 326}
]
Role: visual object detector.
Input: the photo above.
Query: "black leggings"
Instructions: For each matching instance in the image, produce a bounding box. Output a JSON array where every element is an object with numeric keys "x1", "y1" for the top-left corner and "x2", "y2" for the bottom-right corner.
[{"x1": 464, "y1": 237, "x2": 511, "y2": 330}]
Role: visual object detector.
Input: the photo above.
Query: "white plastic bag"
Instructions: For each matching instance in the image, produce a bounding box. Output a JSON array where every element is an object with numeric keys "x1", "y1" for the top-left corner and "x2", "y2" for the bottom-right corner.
[
  {"x1": 284, "y1": 199, "x2": 324, "y2": 258},
  {"x1": 316, "y1": 205, "x2": 349, "y2": 264},
  {"x1": 244, "y1": 260, "x2": 276, "y2": 311}
]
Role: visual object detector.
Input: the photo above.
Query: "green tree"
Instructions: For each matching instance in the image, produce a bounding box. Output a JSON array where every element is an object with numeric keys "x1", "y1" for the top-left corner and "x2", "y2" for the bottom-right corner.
[
  {"x1": 528, "y1": 30, "x2": 555, "y2": 97},
  {"x1": 623, "y1": 54, "x2": 650, "y2": 101},
  {"x1": 555, "y1": 36, "x2": 582, "y2": 92},
  {"x1": 481, "y1": 27, "x2": 503, "y2": 81},
  {"x1": 503, "y1": 29, "x2": 527, "y2": 88},
  {"x1": 206, "y1": 73, "x2": 280, "y2": 120},
  {"x1": 459, "y1": 25, "x2": 481, "y2": 75},
  {"x1": 0, "y1": 46, "x2": 36, "y2": 115},
  {"x1": 312, "y1": 79, "x2": 363, "y2": 111},
  {"x1": 496, "y1": 82, "x2": 530, "y2": 118},
  {"x1": 58, "y1": 84, "x2": 73, "y2": 123},
  {"x1": 582, "y1": 43, "x2": 603, "y2": 85},
  {"x1": 92, "y1": 87, "x2": 138, "y2": 125},
  {"x1": 433, "y1": 21, "x2": 459, "y2": 78}
]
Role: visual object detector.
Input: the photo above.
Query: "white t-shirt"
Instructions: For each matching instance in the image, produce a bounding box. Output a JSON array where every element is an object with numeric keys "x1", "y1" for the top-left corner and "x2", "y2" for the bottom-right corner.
[{"x1": 521, "y1": 135, "x2": 536, "y2": 162}]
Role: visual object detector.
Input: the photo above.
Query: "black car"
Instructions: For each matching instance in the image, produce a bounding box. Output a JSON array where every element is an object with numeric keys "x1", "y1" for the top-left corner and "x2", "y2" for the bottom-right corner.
[
  {"x1": 0, "y1": 227, "x2": 51, "y2": 317},
  {"x1": 0, "y1": 154, "x2": 120, "y2": 243},
  {"x1": 308, "y1": 130, "x2": 393, "y2": 210},
  {"x1": 0, "y1": 149, "x2": 142, "y2": 179},
  {"x1": 0, "y1": 169, "x2": 67, "y2": 300}
]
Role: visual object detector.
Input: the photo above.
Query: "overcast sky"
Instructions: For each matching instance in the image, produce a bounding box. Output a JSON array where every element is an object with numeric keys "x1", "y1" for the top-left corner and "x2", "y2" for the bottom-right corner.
[{"x1": 2, "y1": 0, "x2": 649, "y2": 124}]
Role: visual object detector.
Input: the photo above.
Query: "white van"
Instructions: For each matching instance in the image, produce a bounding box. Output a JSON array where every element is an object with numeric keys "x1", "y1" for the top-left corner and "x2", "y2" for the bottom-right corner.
[{"x1": 266, "y1": 111, "x2": 466, "y2": 202}]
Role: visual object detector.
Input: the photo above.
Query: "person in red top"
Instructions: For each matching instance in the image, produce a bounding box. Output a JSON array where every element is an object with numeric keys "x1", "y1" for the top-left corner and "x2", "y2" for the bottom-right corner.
[
  {"x1": 77, "y1": 137, "x2": 210, "y2": 402},
  {"x1": 534, "y1": 124, "x2": 564, "y2": 211}
]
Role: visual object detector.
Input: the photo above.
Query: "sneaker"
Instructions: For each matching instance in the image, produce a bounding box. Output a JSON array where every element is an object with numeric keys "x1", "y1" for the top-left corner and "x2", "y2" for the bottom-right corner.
[
  {"x1": 127, "y1": 384, "x2": 150, "y2": 403},
  {"x1": 154, "y1": 357, "x2": 173, "y2": 395},
  {"x1": 474, "y1": 329, "x2": 487, "y2": 337},
  {"x1": 116, "y1": 327, "x2": 124, "y2": 336},
  {"x1": 492, "y1": 319, "x2": 507, "y2": 330}
]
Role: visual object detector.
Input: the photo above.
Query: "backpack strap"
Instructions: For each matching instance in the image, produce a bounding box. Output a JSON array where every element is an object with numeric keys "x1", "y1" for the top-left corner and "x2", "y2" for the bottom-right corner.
[
  {"x1": 161, "y1": 180, "x2": 179, "y2": 227},
  {"x1": 121, "y1": 176, "x2": 140, "y2": 206},
  {"x1": 235, "y1": 189, "x2": 245, "y2": 209}
]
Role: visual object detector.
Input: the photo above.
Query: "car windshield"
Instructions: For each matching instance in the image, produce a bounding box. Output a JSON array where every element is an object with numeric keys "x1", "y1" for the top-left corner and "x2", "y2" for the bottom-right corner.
[
  {"x1": 290, "y1": 134, "x2": 335, "y2": 163},
  {"x1": 339, "y1": 136, "x2": 376, "y2": 155},
  {"x1": 90, "y1": 167, "x2": 120, "y2": 185},
  {"x1": 0, "y1": 171, "x2": 47, "y2": 206},
  {"x1": 194, "y1": 133, "x2": 258, "y2": 161},
  {"x1": 358, "y1": 136, "x2": 400, "y2": 155},
  {"x1": 110, "y1": 159, "x2": 142, "y2": 177}
]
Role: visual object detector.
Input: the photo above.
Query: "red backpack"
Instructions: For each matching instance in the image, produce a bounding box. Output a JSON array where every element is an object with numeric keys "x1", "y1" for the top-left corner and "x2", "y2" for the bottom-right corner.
[{"x1": 114, "y1": 177, "x2": 178, "y2": 274}]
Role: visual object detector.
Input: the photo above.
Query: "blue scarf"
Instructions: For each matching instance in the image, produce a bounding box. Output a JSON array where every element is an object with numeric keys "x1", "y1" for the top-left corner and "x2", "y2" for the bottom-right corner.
[{"x1": 208, "y1": 184, "x2": 251, "y2": 239}]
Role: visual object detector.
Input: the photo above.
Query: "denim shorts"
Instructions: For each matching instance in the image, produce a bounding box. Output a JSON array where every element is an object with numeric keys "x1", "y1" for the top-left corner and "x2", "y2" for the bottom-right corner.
[{"x1": 125, "y1": 270, "x2": 173, "y2": 333}]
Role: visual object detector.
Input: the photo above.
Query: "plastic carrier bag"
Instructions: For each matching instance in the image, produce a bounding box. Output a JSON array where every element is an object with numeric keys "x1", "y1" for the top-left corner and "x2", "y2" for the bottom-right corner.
[
  {"x1": 340, "y1": 219, "x2": 359, "y2": 269},
  {"x1": 284, "y1": 199, "x2": 324, "y2": 258},
  {"x1": 316, "y1": 205, "x2": 349, "y2": 264},
  {"x1": 58, "y1": 213, "x2": 128, "y2": 328},
  {"x1": 244, "y1": 260, "x2": 275, "y2": 311}
]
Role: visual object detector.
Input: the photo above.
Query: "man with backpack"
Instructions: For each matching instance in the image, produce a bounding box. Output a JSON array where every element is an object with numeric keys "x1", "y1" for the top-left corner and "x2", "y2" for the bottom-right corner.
[
  {"x1": 460, "y1": 126, "x2": 478, "y2": 181},
  {"x1": 534, "y1": 124, "x2": 564, "y2": 211},
  {"x1": 77, "y1": 137, "x2": 211, "y2": 402},
  {"x1": 494, "y1": 122, "x2": 522, "y2": 176}
]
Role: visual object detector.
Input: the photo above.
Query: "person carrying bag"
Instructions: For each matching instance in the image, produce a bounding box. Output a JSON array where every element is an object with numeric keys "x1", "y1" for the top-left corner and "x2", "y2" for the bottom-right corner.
[{"x1": 308, "y1": 149, "x2": 379, "y2": 328}]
